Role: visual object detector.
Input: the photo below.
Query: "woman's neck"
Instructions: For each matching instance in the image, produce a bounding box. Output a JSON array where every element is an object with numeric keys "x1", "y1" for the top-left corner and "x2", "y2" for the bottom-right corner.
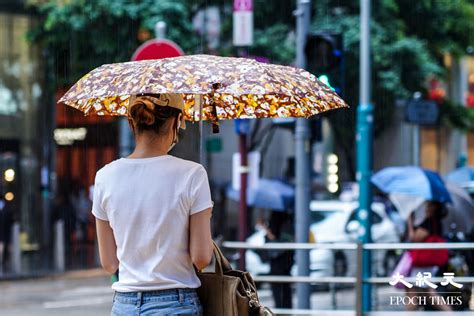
[{"x1": 128, "y1": 132, "x2": 171, "y2": 159}]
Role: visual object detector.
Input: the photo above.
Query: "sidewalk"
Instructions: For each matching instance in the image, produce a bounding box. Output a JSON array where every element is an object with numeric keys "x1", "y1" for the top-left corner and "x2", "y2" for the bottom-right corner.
[{"x1": 0, "y1": 269, "x2": 112, "y2": 316}]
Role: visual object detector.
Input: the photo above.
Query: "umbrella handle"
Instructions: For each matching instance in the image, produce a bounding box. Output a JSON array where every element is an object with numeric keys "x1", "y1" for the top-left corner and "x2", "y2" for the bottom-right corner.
[{"x1": 212, "y1": 121, "x2": 220, "y2": 133}]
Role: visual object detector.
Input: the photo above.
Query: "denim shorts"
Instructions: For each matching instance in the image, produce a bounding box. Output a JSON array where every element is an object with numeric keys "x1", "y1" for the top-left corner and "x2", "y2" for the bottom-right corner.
[{"x1": 111, "y1": 288, "x2": 202, "y2": 316}]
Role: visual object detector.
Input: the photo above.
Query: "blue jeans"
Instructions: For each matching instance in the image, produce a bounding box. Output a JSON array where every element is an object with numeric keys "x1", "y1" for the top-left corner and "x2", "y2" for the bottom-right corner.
[{"x1": 112, "y1": 288, "x2": 202, "y2": 316}]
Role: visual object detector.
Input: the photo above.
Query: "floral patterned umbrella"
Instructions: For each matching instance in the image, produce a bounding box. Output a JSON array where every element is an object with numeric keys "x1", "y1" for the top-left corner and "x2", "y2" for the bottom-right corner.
[{"x1": 59, "y1": 54, "x2": 347, "y2": 124}]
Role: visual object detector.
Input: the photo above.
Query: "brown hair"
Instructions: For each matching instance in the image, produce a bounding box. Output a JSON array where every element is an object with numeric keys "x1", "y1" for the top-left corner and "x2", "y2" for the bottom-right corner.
[{"x1": 128, "y1": 95, "x2": 181, "y2": 134}]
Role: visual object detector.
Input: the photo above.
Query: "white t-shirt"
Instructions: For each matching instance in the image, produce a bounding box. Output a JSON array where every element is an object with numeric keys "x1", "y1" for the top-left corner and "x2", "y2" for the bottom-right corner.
[{"x1": 91, "y1": 155, "x2": 213, "y2": 292}]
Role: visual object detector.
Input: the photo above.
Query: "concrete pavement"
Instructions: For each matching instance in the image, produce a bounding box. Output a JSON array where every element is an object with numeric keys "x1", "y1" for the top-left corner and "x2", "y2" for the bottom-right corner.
[{"x1": 0, "y1": 269, "x2": 112, "y2": 316}]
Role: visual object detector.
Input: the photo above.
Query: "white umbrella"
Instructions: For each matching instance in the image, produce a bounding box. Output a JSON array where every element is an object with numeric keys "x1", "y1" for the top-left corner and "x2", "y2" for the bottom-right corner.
[
  {"x1": 444, "y1": 182, "x2": 474, "y2": 234},
  {"x1": 389, "y1": 182, "x2": 474, "y2": 233},
  {"x1": 389, "y1": 193, "x2": 425, "y2": 225}
]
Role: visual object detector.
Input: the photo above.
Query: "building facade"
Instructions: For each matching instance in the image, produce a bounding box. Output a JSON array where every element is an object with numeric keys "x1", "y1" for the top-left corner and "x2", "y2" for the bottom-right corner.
[{"x1": 0, "y1": 2, "x2": 47, "y2": 274}]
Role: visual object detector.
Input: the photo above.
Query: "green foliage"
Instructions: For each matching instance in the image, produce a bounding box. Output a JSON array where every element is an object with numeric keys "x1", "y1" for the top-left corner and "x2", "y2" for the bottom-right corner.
[
  {"x1": 28, "y1": 0, "x2": 296, "y2": 86},
  {"x1": 28, "y1": 0, "x2": 198, "y2": 85},
  {"x1": 396, "y1": 0, "x2": 474, "y2": 56},
  {"x1": 440, "y1": 100, "x2": 474, "y2": 131},
  {"x1": 310, "y1": 1, "x2": 474, "y2": 177},
  {"x1": 252, "y1": 24, "x2": 295, "y2": 64}
]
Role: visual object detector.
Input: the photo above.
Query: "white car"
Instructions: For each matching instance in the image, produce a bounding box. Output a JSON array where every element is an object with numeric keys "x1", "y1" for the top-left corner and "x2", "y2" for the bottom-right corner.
[{"x1": 245, "y1": 200, "x2": 400, "y2": 278}]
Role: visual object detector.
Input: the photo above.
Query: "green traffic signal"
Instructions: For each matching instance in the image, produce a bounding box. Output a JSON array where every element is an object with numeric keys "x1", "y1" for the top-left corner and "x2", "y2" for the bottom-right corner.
[{"x1": 318, "y1": 74, "x2": 335, "y2": 91}]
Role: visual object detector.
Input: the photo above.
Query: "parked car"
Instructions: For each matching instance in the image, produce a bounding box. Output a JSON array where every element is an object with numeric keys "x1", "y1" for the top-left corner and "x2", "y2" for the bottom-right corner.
[{"x1": 245, "y1": 200, "x2": 400, "y2": 278}]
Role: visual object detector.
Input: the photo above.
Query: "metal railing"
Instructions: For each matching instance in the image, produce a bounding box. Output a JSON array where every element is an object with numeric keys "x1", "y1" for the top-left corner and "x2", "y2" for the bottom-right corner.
[{"x1": 222, "y1": 241, "x2": 474, "y2": 316}]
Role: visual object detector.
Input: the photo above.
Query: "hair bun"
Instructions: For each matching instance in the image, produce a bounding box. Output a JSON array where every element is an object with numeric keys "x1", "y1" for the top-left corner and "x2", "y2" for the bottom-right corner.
[{"x1": 130, "y1": 98, "x2": 156, "y2": 126}]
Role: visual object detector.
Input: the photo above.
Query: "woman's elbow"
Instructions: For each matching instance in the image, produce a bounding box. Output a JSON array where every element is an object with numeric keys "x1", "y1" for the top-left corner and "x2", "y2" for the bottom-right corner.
[
  {"x1": 102, "y1": 262, "x2": 119, "y2": 274},
  {"x1": 192, "y1": 251, "x2": 213, "y2": 270}
]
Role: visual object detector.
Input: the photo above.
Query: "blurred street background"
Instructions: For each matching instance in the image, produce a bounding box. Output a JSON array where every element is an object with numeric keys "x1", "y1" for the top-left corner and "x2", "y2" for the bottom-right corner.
[{"x1": 1, "y1": 0, "x2": 474, "y2": 315}]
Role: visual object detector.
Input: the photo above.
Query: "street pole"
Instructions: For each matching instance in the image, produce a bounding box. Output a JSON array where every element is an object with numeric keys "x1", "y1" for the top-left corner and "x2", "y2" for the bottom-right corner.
[
  {"x1": 412, "y1": 92, "x2": 421, "y2": 166},
  {"x1": 413, "y1": 125, "x2": 420, "y2": 166},
  {"x1": 356, "y1": 0, "x2": 373, "y2": 313},
  {"x1": 155, "y1": 21, "x2": 166, "y2": 40},
  {"x1": 238, "y1": 133, "x2": 248, "y2": 270},
  {"x1": 41, "y1": 47, "x2": 55, "y2": 270},
  {"x1": 295, "y1": 0, "x2": 311, "y2": 309}
]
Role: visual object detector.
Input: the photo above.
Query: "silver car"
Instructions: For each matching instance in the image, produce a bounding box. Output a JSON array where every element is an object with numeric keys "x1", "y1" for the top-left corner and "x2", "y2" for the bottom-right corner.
[{"x1": 245, "y1": 200, "x2": 400, "y2": 278}]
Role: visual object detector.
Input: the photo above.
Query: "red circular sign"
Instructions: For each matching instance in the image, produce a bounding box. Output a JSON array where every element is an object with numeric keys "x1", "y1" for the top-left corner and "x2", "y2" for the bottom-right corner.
[{"x1": 131, "y1": 39, "x2": 184, "y2": 61}]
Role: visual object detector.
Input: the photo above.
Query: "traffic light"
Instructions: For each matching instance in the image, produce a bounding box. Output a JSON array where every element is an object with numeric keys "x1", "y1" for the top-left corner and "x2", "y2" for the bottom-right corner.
[{"x1": 305, "y1": 32, "x2": 344, "y2": 96}]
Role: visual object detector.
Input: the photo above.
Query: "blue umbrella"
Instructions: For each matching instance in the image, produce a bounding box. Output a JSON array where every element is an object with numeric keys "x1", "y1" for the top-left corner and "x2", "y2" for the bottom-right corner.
[
  {"x1": 371, "y1": 166, "x2": 452, "y2": 203},
  {"x1": 226, "y1": 178, "x2": 294, "y2": 211},
  {"x1": 446, "y1": 166, "x2": 474, "y2": 184}
]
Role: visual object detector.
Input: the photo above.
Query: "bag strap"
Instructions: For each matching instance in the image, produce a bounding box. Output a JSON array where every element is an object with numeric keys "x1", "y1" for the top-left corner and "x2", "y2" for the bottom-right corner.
[{"x1": 212, "y1": 241, "x2": 232, "y2": 275}]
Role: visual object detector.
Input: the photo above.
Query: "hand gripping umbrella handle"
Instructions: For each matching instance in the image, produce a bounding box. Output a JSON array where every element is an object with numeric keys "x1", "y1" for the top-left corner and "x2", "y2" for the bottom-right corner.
[{"x1": 211, "y1": 83, "x2": 221, "y2": 134}]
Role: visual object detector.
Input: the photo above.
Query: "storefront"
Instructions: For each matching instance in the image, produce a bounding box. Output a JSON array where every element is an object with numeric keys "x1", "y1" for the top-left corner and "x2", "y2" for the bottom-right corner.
[{"x1": 0, "y1": 8, "x2": 45, "y2": 273}]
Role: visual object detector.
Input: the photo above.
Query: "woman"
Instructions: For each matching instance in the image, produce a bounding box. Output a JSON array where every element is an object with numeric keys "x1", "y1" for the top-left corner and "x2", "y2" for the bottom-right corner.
[
  {"x1": 92, "y1": 93, "x2": 213, "y2": 315},
  {"x1": 406, "y1": 201, "x2": 451, "y2": 311}
]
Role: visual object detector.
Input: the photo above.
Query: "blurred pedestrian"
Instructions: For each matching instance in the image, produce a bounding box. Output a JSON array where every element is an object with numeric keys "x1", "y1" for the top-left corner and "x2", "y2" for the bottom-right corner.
[
  {"x1": 406, "y1": 201, "x2": 451, "y2": 311},
  {"x1": 93, "y1": 94, "x2": 213, "y2": 315},
  {"x1": 71, "y1": 186, "x2": 91, "y2": 242},
  {"x1": 52, "y1": 187, "x2": 77, "y2": 267},
  {"x1": 265, "y1": 210, "x2": 294, "y2": 309},
  {"x1": 0, "y1": 198, "x2": 13, "y2": 274}
]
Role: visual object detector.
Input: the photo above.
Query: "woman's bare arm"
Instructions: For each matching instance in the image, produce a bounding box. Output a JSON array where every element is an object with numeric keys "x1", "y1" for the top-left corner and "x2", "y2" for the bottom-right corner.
[
  {"x1": 189, "y1": 208, "x2": 213, "y2": 270},
  {"x1": 96, "y1": 218, "x2": 119, "y2": 274}
]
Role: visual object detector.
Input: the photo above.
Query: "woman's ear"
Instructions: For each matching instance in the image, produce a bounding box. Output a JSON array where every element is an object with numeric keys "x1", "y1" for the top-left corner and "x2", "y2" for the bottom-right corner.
[
  {"x1": 177, "y1": 113, "x2": 183, "y2": 129},
  {"x1": 128, "y1": 118, "x2": 136, "y2": 136}
]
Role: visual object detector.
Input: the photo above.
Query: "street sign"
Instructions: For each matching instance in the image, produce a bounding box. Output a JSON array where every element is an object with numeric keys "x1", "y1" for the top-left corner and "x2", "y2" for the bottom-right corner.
[
  {"x1": 233, "y1": 0, "x2": 253, "y2": 46},
  {"x1": 405, "y1": 99, "x2": 439, "y2": 125},
  {"x1": 234, "y1": 119, "x2": 251, "y2": 135},
  {"x1": 131, "y1": 39, "x2": 184, "y2": 61},
  {"x1": 205, "y1": 137, "x2": 222, "y2": 153},
  {"x1": 232, "y1": 151, "x2": 260, "y2": 190},
  {"x1": 234, "y1": 0, "x2": 253, "y2": 10},
  {"x1": 192, "y1": 6, "x2": 221, "y2": 50}
]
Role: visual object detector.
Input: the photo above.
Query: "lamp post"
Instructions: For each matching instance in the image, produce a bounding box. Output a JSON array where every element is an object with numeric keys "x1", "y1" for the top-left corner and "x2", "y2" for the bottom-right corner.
[
  {"x1": 356, "y1": 0, "x2": 373, "y2": 312},
  {"x1": 295, "y1": 0, "x2": 312, "y2": 309}
]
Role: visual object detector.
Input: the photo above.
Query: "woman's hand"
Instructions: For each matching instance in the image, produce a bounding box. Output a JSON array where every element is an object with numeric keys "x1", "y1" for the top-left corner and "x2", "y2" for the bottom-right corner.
[
  {"x1": 407, "y1": 212, "x2": 414, "y2": 229},
  {"x1": 407, "y1": 214, "x2": 429, "y2": 242}
]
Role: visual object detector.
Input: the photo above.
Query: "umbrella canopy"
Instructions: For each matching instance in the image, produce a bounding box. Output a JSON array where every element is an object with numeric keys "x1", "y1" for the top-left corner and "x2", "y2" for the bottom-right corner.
[
  {"x1": 446, "y1": 166, "x2": 474, "y2": 185},
  {"x1": 371, "y1": 166, "x2": 452, "y2": 203},
  {"x1": 388, "y1": 192, "x2": 425, "y2": 220},
  {"x1": 444, "y1": 182, "x2": 474, "y2": 233},
  {"x1": 226, "y1": 178, "x2": 294, "y2": 211},
  {"x1": 58, "y1": 55, "x2": 347, "y2": 122},
  {"x1": 389, "y1": 182, "x2": 474, "y2": 233}
]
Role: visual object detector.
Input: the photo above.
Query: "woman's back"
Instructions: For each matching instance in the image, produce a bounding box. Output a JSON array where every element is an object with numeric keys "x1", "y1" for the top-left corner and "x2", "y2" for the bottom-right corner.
[{"x1": 92, "y1": 155, "x2": 212, "y2": 292}]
